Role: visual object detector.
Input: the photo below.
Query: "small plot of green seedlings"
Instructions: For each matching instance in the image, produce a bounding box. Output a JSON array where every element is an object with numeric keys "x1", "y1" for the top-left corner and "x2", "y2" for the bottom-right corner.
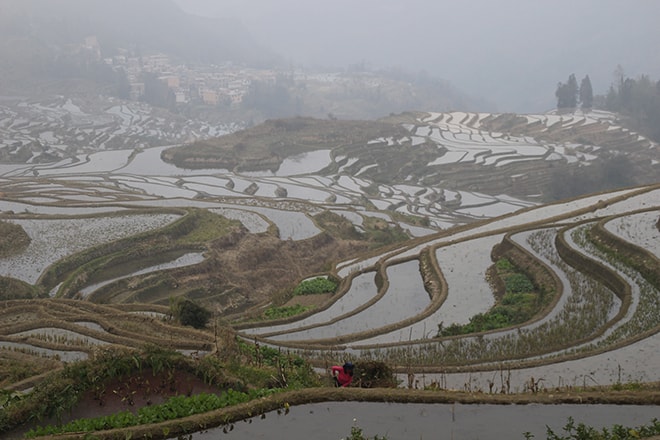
[
  {"x1": 524, "y1": 416, "x2": 660, "y2": 440},
  {"x1": 264, "y1": 304, "x2": 310, "y2": 320},
  {"x1": 25, "y1": 389, "x2": 281, "y2": 438},
  {"x1": 438, "y1": 258, "x2": 540, "y2": 336},
  {"x1": 294, "y1": 277, "x2": 338, "y2": 296}
]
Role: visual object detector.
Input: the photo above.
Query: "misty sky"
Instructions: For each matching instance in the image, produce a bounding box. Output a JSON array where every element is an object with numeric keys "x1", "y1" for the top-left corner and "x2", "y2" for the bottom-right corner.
[{"x1": 173, "y1": 0, "x2": 660, "y2": 112}]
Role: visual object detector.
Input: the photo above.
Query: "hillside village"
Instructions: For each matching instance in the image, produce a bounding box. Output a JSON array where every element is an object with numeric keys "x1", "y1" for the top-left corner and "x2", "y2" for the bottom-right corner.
[
  {"x1": 76, "y1": 35, "x2": 275, "y2": 106},
  {"x1": 72, "y1": 35, "x2": 386, "y2": 110}
]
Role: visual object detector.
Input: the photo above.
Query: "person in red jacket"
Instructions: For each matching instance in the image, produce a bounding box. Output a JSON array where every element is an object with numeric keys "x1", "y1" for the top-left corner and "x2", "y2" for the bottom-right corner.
[{"x1": 331, "y1": 362, "x2": 354, "y2": 387}]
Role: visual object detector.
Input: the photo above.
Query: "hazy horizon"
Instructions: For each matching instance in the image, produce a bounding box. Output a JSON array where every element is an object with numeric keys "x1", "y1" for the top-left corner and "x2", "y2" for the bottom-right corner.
[{"x1": 174, "y1": 0, "x2": 660, "y2": 112}]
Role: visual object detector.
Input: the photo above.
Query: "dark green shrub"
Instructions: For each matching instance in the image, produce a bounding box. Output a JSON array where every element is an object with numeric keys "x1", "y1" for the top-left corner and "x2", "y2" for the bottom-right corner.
[{"x1": 170, "y1": 297, "x2": 211, "y2": 329}]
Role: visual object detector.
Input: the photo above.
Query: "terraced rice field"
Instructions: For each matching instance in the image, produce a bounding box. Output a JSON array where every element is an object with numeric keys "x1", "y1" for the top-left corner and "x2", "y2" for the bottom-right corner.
[
  {"x1": 1, "y1": 105, "x2": 658, "y2": 392},
  {"x1": 241, "y1": 185, "x2": 660, "y2": 391}
]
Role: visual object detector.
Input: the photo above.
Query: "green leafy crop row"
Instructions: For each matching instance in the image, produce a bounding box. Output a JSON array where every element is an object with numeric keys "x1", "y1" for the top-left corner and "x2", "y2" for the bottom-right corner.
[
  {"x1": 526, "y1": 416, "x2": 660, "y2": 440},
  {"x1": 26, "y1": 389, "x2": 279, "y2": 437}
]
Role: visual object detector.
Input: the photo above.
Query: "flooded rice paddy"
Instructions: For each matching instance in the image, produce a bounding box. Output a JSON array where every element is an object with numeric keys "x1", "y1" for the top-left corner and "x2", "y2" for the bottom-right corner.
[{"x1": 180, "y1": 401, "x2": 660, "y2": 440}]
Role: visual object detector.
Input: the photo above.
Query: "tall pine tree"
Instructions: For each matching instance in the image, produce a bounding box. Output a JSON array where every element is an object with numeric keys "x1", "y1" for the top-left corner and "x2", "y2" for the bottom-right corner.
[
  {"x1": 579, "y1": 75, "x2": 593, "y2": 109},
  {"x1": 567, "y1": 74, "x2": 578, "y2": 107},
  {"x1": 556, "y1": 73, "x2": 579, "y2": 110}
]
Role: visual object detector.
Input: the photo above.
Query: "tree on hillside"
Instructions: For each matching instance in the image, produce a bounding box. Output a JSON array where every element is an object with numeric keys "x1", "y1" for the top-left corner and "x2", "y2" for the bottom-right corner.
[
  {"x1": 579, "y1": 75, "x2": 593, "y2": 109},
  {"x1": 599, "y1": 71, "x2": 660, "y2": 142},
  {"x1": 555, "y1": 74, "x2": 579, "y2": 110}
]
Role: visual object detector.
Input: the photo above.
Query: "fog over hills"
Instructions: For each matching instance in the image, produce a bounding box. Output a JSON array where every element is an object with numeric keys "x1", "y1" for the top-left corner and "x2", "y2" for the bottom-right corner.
[
  {"x1": 0, "y1": 0, "x2": 276, "y2": 83},
  {"x1": 4, "y1": 0, "x2": 658, "y2": 113},
  {"x1": 174, "y1": 0, "x2": 660, "y2": 112}
]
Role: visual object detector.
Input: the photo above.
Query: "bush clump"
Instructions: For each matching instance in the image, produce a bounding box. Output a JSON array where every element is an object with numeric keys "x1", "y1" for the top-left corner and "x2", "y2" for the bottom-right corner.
[
  {"x1": 170, "y1": 297, "x2": 211, "y2": 329},
  {"x1": 353, "y1": 361, "x2": 397, "y2": 388},
  {"x1": 0, "y1": 221, "x2": 31, "y2": 258}
]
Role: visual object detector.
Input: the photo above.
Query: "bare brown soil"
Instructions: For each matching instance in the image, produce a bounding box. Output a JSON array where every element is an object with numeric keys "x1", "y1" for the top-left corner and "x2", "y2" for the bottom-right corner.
[{"x1": 61, "y1": 368, "x2": 221, "y2": 423}]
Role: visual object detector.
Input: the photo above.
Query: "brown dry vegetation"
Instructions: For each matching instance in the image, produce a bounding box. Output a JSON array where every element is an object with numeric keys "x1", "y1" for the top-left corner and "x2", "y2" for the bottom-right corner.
[
  {"x1": 207, "y1": 231, "x2": 368, "y2": 315},
  {"x1": 86, "y1": 225, "x2": 370, "y2": 316},
  {"x1": 74, "y1": 207, "x2": 407, "y2": 317},
  {"x1": 0, "y1": 221, "x2": 31, "y2": 258},
  {"x1": 0, "y1": 351, "x2": 60, "y2": 389}
]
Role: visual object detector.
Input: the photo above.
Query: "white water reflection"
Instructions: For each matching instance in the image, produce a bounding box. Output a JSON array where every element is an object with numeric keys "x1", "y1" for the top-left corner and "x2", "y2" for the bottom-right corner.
[
  {"x1": 33, "y1": 150, "x2": 133, "y2": 175},
  {"x1": 243, "y1": 206, "x2": 320, "y2": 240},
  {"x1": 605, "y1": 210, "x2": 660, "y2": 258},
  {"x1": 118, "y1": 146, "x2": 230, "y2": 176},
  {"x1": 244, "y1": 150, "x2": 332, "y2": 177}
]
